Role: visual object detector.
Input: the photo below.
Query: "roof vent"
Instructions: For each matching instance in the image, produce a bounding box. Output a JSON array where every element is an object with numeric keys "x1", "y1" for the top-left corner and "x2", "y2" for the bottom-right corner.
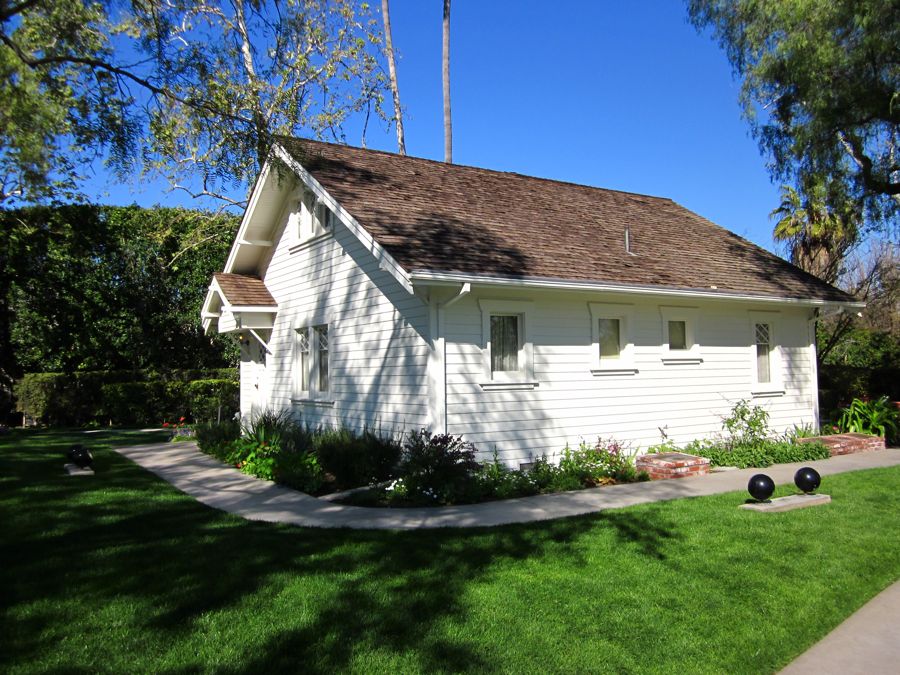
[{"x1": 625, "y1": 225, "x2": 636, "y2": 256}]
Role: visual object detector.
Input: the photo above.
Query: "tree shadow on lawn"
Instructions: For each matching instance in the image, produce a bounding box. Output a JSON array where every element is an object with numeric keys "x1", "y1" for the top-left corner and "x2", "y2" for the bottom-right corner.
[{"x1": 2, "y1": 443, "x2": 682, "y2": 673}]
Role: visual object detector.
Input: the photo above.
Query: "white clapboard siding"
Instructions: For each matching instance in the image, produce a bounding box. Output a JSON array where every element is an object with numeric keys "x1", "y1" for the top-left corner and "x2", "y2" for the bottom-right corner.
[
  {"x1": 443, "y1": 291, "x2": 817, "y2": 466},
  {"x1": 247, "y1": 193, "x2": 431, "y2": 433},
  {"x1": 236, "y1": 182, "x2": 820, "y2": 469}
]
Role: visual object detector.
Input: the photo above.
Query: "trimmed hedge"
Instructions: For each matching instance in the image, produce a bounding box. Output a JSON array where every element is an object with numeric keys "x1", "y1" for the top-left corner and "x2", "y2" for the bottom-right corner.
[
  {"x1": 186, "y1": 379, "x2": 240, "y2": 424},
  {"x1": 14, "y1": 370, "x2": 237, "y2": 427}
]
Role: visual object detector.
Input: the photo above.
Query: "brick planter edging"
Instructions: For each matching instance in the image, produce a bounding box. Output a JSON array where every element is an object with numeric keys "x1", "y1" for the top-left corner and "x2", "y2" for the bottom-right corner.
[
  {"x1": 635, "y1": 452, "x2": 710, "y2": 480},
  {"x1": 798, "y1": 433, "x2": 885, "y2": 456}
]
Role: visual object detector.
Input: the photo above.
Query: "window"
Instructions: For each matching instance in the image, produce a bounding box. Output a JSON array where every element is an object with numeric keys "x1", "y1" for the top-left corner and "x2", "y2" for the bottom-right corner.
[
  {"x1": 294, "y1": 323, "x2": 330, "y2": 399},
  {"x1": 755, "y1": 322, "x2": 771, "y2": 384},
  {"x1": 315, "y1": 201, "x2": 335, "y2": 232},
  {"x1": 749, "y1": 312, "x2": 783, "y2": 396},
  {"x1": 315, "y1": 325, "x2": 329, "y2": 391},
  {"x1": 297, "y1": 329, "x2": 310, "y2": 392},
  {"x1": 660, "y1": 306, "x2": 702, "y2": 364},
  {"x1": 588, "y1": 303, "x2": 636, "y2": 375},
  {"x1": 478, "y1": 299, "x2": 536, "y2": 389},
  {"x1": 295, "y1": 190, "x2": 334, "y2": 244},
  {"x1": 490, "y1": 315, "x2": 520, "y2": 373},
  {"x1": 668, "y1": 320, "x2": 687, "y2": 350},
  {"x1": 598, "y1": 318, "x2": 620, "y2": 360}
]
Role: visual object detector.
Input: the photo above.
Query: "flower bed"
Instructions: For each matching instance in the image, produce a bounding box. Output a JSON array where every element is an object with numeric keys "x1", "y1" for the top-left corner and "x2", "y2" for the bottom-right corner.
[
  {"x1": 196, "y1": 415, "x2": 651, "y2": 506},
  {"x1": 338, "y1": 436, "x2": 650, "y2": 508}
]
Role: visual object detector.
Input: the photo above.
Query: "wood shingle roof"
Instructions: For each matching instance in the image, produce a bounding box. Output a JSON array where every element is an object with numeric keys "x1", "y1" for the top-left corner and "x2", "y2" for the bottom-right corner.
[
  {"x1": 279, "y1": 137, "x2": 855, "y2": 303},
  {"x1": 213, "y1": 273, "x2": 277, "y2": 306}
]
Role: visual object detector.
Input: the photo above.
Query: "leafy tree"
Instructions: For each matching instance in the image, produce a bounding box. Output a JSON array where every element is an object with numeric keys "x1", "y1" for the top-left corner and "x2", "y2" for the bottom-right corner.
[
  {"x1": 0, "y1": 0, "x2": 141, "y2": 204},
  {"x1": 771, "y1": 178, "x2": 860, "y2": 283},
  {"x1": 0, "y1": 205, "x2": 239, "y2": 412},
  {"x1": 816, "y1": 241, "x2": 899, "y2": 364},
  {"x1": 825, "y1": 326, "x2": 900, "y2": 370},
  {"x1": 134, "y1": 0, "x2": 388, "y2": 205},
  {"x1": 688, "y1": 0, "x2": 900, "y2": 227},
  {"x1": 1, "y1": 0, "x2": 389, "y2": 208}
]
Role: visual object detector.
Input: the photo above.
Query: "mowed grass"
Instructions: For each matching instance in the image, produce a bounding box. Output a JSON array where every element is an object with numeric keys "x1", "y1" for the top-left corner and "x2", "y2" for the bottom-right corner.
[{"x1": 2, "y1": 429, "x2": 898, "y2": 674}]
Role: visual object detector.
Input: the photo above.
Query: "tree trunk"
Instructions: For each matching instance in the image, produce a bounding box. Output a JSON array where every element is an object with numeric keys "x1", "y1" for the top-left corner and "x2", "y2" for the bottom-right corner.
[
  {"x1": 233, "y1": 0, "x2": 269, "y2": 170},
  {"x1": 442, "y1": 0, "x2": 452, "y2": 163},
  {"x1": 381, "y1": 0, "x2": 405, "y2": 155}
]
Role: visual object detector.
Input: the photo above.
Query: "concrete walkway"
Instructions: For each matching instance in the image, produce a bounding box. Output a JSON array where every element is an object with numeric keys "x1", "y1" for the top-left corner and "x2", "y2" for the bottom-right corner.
[
  {"x1": 780, "y1": 579, "x2": 900, "y2": 675},
  {"x1": 113, "y1": 441, "x2": 900, "y2": 530}
]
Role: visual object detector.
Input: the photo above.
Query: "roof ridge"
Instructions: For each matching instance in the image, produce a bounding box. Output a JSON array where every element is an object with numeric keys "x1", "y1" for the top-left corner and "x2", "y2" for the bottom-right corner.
[{"x1": 277, "y1": 136, "x2": 674, "y2": 204}]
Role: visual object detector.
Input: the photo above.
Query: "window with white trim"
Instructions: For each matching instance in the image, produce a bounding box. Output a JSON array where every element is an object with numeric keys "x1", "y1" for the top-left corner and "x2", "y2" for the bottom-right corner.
[
  {"x1": 755, "y1": 322, "x2": 772, "y2": 383},
  {"x1": 296, "y1": 190, "x2": 334, "y2": 243},
  {"x1": 749, "y1": 311, "x2": 783, "y2": 395},
  {"x1": 588, "y1": 302, "x2": 637, "y2": 375},
  {"x1": 490, "y1": 314, "x2": 520, "y2": 373},
  {"x1": 668, "y1": 320, "x2": 687, "y2": 350},
  {"x1": 294, "y1": 323, "x2": 330, "y2": 399},
  {"x1": 660, "y1": 306, "x2": 702, "y2": 363},
  {"x1": 478, "y1": 299, "x2": 536, "y2": 389},
  {"x1": 599, "y1": 319, "x2": 620, "y2": 358}
]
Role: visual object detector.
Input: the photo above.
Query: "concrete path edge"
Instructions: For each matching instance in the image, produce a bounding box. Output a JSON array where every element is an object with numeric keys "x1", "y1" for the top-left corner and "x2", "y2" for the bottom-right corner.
[
  {"x1": 779, "y1": 580, "x2": 900, "y2": 675},
  {"x1": 112, "y1": 442, "x2": 900, "y2": 531}
]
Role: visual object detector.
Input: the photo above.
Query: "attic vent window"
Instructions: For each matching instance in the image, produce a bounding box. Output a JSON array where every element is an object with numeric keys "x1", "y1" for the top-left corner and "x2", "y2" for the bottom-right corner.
[
  {"x1": 295, "y1": 190, "x2": 335, "y2": 245},
  {"x1": 315, "y1": 200, "x2": 335, "y2": 232}
]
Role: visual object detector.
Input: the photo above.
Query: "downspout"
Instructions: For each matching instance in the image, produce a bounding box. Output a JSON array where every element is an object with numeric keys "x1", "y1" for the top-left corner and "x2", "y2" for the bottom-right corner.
[
  {"x1": 806, "y1": 306, "x2": 862, "y2": 429},
  {"x1": 434, "y1": 283, "x2": 471, "y2": 433}
]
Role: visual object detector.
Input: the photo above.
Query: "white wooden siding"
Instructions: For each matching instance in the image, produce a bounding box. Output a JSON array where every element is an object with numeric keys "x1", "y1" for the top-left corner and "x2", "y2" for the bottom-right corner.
[
  {"x1": 236, "y1": 183, "x2": 820, "y2": 468},
  {"x1": 251, "y1": 192, "x2": 431, "y2": 434},
  {"x1": 443, "y1": 290, "x2": 817, "y2": 466}
]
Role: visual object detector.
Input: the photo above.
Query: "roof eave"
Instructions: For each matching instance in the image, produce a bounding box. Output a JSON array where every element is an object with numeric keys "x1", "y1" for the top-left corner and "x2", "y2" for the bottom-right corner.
[
  {"x1": 408, "y1": 270, "x2": 864, "y2": 309},
  {"x1": 272, "y1": 142, "x2": 414, "y2": 294}
]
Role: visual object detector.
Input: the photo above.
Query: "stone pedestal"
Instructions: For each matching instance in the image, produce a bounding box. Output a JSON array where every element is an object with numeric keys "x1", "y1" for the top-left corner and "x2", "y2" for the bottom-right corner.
[
  {"x1": 740, "y1": 493, "x2": 831, "y2": 513},
  {"x1": 635, "y1": 452, "x2": 710, "y2": 480},
  {"x1": 64, "y1": 463, "x2": 95, "y2": 476}
]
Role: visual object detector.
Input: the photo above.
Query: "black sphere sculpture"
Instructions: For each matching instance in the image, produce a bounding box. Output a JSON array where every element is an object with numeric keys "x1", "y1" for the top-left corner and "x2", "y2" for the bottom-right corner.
[
  {"x1": 67, "y1": 444, "x2": 94, "y2": 469},
  {"x1": 748, "y1": 473, "x2": 775, "y2": 502},
  {"x1": 794, "y1": 467, "x2": 821, "y2": 494}
]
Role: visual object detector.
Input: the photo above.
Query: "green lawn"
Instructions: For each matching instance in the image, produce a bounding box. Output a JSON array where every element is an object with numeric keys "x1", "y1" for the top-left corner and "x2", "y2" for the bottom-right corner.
[{"x1": 2, "y1": 429, "x2": 898, "y2": 674}]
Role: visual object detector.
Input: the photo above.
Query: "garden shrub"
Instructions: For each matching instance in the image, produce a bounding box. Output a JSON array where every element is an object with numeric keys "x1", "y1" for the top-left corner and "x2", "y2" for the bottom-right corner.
[
  {"x1": 527, "y1": 456, "x2": 562, "y2": 491},
  {"x1": 836, "y1": 396, "x2": 899, "y2": 444},
  {"x1": 226, "y1": 411, "x2": 324, "y2": 493},
  {"x1": 313, "y1": 427, "x2": 401, "y2": 490},
  {"x1": 194, "y1": 420, "x2": 241, "y2": 460},
  {"x1": 557, "y1": 438, "x2": 635, "y2": 485},
  {"x1": 273, "y1": 448, "x2": 324, "y2": 493},
  {"x1": 395, "y1": 430, "x2": 480, "y2": 503},
  {"x1": 473, "y1": 451, "x2": 540, "y2": 501},
  {"x1": 646, "y1": 439, "x2": 680, "y2": 454},
  {"x1": 722, "y1": 399, "x2": 770, "y2": 446},
  {"x1": 700, "y1": 440, "x2": 830, "y2": 468},
  {"x1": 380, "y1": 435, "x2": 648, "y2": 506}
]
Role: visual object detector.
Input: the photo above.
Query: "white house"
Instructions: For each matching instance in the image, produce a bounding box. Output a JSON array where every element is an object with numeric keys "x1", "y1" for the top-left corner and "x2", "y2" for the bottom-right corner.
[{"x1": 201, "y1": 138, "x2": 861, "y2": 466}]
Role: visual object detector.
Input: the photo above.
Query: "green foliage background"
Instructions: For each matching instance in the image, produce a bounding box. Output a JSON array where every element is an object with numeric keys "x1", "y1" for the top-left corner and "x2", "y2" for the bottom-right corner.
[{"x1": 0, "y1": 204, "x2": 239, "y2": 417}]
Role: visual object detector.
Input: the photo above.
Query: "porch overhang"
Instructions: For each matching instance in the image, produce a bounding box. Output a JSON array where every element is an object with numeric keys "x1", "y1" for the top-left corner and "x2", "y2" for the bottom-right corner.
[{"x1": 201, "y1": 274, "x2": 278, "y2": 335}]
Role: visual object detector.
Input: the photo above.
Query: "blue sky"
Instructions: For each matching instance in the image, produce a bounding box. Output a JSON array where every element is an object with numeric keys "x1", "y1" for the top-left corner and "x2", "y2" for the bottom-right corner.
[{"x1": 87, "y1": 1, "x2": 787, "y2": 253}]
